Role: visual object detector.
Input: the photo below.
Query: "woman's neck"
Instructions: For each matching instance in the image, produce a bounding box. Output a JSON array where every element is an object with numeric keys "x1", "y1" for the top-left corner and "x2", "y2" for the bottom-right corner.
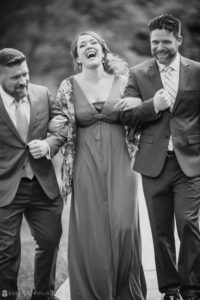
[{"x1": 81, "y1": 65, "x2": 109, "y2": 82}]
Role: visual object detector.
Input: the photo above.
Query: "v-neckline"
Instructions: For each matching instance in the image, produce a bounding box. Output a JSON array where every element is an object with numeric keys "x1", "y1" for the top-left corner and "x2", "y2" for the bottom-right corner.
[{"x1": 73, "y1": 75, "x2": 116, "y2": 114}]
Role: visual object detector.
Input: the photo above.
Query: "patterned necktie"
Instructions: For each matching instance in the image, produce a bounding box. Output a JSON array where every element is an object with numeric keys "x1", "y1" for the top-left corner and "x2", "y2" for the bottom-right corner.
[
  {"x1": 163, "y1": 67, "x2": 177, "y2": 111},
  {"x1": 163, "y1": 67, "x2": 177, "y2": 151},
  {"x1": 15, "y1": 99, "x2": 29, "y2": 141},
  {"x1": 15, "y1": 99, "x2": 34, "y2": 179}
]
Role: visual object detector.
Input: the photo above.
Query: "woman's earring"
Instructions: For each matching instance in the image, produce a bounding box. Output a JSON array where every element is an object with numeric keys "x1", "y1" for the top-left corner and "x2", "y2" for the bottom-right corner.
[
  {"x1": 77, "y1": 62, "x2": 82, "y2": 69},
  {"x1": 75, "y1": 57, "x2": 82, "y2": 69}
]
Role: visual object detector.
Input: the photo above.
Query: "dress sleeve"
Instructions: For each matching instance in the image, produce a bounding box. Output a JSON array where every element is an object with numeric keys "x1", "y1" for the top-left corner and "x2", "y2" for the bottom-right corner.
[
  {"x1": 119, "y1": 75, "x2": 128, "y2": 95},
  {"x1": 56, "y1": 77, "x2": 76, "y2": 201}
]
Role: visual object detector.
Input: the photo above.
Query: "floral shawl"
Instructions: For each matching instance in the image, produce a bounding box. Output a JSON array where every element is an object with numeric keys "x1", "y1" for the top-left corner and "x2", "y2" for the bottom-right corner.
[{"x1": 56, "y1": 76, "x2": 139, "y2": 201}]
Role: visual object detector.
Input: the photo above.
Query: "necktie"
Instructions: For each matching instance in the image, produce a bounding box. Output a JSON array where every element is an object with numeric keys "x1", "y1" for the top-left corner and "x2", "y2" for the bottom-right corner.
[
  {"x1": 163, "y1": 67, "x2": 177, "y2": 151},
  {"x1": 15, "y1": 99, "x2": 29, "y2": 141},
  {"x1": 163, "y1": 67, "x2": 177, "y2": 111},
  {"x1": 15, "y1": 99, "x2": 34, "y2": 179}
]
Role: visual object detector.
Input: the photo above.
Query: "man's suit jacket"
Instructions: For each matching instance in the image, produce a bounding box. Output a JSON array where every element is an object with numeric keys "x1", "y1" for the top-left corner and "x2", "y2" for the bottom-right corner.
[
  {"x1": 121, "y1": 56, "x2": 200, "y2": 178},
  {"x1": 0, "y1": 83, "x2": 67, "y2": 207}
]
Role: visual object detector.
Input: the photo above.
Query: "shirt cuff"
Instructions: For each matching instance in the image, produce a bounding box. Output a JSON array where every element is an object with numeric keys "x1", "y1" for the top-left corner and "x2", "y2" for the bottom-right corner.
[{"x1": 43, "y1": 141, "x2": 51, "y2": 159}]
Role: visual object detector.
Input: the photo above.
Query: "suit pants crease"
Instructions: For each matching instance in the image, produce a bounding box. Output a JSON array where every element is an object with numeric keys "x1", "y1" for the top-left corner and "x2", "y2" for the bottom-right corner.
[
  {"x1": 0, "y1": 177, "x2": 63, "y2": 299},
  {"x1": 142, "y1": 155, "x2": 200, "y2": 297}
]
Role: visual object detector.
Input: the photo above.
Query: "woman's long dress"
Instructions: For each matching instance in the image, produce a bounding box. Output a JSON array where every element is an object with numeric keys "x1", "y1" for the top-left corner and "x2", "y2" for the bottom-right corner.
[{"x1": 68, "y1": 75, "x2": 146, "y2": 300}]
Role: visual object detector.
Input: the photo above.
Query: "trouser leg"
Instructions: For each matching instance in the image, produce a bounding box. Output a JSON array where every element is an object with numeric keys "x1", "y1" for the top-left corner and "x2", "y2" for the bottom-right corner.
[
  {"x1": 142, "y1": 157, "x2": 180, "y2": 294},
  {"x1": 24, "y1": 178, "x2": 63, "y2": 295},
  {"x1": 142, "y1": 155, "x2": 200, "y2": 298},
  {"x1": 174, "y1": 174, "x2": 200, "y2": 299},
  {"x1": 0, "y1": 184, "x2": 26, "y2": 300}
]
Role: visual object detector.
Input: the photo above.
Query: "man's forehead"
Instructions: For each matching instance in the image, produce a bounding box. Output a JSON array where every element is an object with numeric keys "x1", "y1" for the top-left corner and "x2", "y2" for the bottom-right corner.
[
  {"x1": 150, "y1": 29, "x2": 177, "y2": 40},
  {"x1": 3, "y1": 61, "x2": 29, "y2": 74}
]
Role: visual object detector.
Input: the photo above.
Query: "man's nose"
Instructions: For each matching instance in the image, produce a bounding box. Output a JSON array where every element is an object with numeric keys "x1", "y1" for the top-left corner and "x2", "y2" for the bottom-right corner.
[
  {"x1": 18, "y1": 76, "x2": 27, "y2": 85},
  {"x1": 157, "y1": 42, "x2": 164, "y2": 50}
]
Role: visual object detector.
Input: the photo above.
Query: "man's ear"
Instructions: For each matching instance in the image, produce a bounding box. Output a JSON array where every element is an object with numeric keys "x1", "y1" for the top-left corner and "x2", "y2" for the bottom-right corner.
[
  {"x1": 177, "y1": 35, "x2": 183, "y2": 46},
  {"x1": 0, "y1": 66, "x2": 3, "y2": 81}
]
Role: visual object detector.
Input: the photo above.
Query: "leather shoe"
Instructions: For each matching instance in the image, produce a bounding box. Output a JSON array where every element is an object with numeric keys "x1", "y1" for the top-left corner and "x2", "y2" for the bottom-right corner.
[
  {"x1": 183, "y1": 297, "x2": 199, "y2": 300},
  {"x1": 162, "y1": 294, "x2": 181, "y2": 300},
  {"x1": 30, "y1": 291, "x2": 60, "y2": 300},
  {"x1": 44, "y1": 296, "x2": 60, "y2": 300}
]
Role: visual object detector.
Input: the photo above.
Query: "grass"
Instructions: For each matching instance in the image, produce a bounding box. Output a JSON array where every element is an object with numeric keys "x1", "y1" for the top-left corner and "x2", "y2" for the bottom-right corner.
[{"x1": 17, "y1": 152, "x2": 69, "y2": 300}]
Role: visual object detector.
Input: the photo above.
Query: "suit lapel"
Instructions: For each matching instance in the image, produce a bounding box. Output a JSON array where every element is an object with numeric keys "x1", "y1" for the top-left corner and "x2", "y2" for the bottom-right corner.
[
  {"x1": 27, "y1": 84, "x2": 37, "y2": 141},
  {"x1": 146, "y1": 57, "x2": 190, "y2": 114},
  {"x1": 0, "y1": 95, "x2": 24, "y2": 142},
  {"x1": 172, "y1": 56, "x2": 190, "y2": 113},
  {"x1": 147, "y1": 59, "x2": 163, "y2": 92},
  {"x1": 0, "y1": 85, "x2": 39, "y2": 143}
]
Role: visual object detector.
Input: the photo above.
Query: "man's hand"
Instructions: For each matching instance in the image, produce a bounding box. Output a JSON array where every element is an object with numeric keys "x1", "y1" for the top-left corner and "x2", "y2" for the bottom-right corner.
[
  {"x1": 28, "y1": 140, "x2": 49, "y2": 159},
  {"x1": 116, "y1": 97, "x2": 142, "y2": 111},
  {"x1": 153, "y1": 89, "x2": 171, "y2": 112},
  {"x1": 48, "y1": 115, "x2": 68, "y2": 133}
]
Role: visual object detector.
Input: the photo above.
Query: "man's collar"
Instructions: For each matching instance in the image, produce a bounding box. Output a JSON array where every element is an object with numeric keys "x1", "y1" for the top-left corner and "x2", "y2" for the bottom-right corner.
[
  {"x1": 157, "y1": 53, "x2": 181, "y2": 73},
  {"x1": 0, "y1": 85, "x2": 15, "y2": 108}
]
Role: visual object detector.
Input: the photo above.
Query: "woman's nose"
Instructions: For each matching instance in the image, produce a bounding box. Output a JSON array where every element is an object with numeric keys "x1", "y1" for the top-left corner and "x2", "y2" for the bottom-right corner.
[{"x1": 86, "y1": 42, "x2": 93, "y2": 48}]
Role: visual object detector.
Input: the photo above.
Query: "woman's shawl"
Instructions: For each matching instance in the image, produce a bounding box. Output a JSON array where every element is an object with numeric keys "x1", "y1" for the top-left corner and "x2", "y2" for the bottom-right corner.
[{"x1": 56, "y1": 76, "x2": 139, "y2": 201}]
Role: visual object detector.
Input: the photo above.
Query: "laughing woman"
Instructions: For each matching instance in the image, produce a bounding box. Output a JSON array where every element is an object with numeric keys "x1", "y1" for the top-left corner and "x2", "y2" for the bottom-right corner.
[{"x1": 49, "y1": 31, "x2": 146, "y2": 300}]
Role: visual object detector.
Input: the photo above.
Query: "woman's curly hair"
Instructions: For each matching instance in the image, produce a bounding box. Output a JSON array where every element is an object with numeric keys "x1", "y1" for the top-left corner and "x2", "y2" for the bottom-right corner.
[{"x1": 71, "y1": 31, "x2": 129, "y2": 76}]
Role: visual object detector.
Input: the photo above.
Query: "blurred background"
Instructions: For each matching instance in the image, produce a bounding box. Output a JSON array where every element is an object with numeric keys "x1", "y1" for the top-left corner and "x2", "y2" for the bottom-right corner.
[
  {"x1": 1, "y1": 0, "x2": 199, "y2": 298},
  {"x1": 1, "y1": 0, "x2": 200, "y2": 96}
]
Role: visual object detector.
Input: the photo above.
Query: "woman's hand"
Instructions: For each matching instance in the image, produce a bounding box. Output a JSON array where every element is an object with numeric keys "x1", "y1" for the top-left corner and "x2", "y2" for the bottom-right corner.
[
  {"x1": 115, "y1": 97, "x2": 142, "y2": 112},
  {"x1": 48, "y1": 115, "x2": 68, "y2": 133}
]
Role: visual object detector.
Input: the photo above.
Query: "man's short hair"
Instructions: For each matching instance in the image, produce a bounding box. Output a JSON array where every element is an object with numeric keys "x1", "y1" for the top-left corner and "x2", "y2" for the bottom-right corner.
[
  {"x1": 149, "y1": 14, "x2": 181, "y2": 37},
  {"x1": 0, "y1": 48, "x2": 26, "y2": 67}
]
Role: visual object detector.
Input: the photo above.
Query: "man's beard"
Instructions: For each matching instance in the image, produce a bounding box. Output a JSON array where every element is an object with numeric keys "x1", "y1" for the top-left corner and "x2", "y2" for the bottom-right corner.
[
  {"x1": 153, "y1": 50, "x2": 176, "y2": 65},
  {"x1": 13, "y1": 85, "x2": 28, "y2": 100},
  {"x1": 2, "y1": 82, "x2": 28, "y2": 99},
  {"x1": 2, "y1": 84, "x2": 14, "y2": 97}
]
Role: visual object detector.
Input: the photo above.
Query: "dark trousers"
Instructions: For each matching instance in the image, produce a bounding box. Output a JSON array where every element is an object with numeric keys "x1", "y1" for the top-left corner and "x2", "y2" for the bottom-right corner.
[
  {"x1": 142, "y1": 155, "x2": 200, "y2": 299},
  {"x1": 0, "y1": 177, "x2": 63, "y2": 300}
]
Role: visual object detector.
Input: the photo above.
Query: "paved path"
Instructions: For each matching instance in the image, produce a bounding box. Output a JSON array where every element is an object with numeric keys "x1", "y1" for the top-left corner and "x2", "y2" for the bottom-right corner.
[{"x1": 56, "y1": 175, "x2": 161, "y2": 300}]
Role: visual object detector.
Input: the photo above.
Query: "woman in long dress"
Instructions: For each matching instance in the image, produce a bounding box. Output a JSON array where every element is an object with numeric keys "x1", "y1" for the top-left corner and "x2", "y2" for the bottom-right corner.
[{"x1": 51, "y1": 31, "x2": 146, "y2": 300}]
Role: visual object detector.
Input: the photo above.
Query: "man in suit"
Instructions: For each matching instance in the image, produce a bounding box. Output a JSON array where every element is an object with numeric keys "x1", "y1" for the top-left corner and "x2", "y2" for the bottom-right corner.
[
  {"x1": 0, "y1": 48, "x2": 67, "y2": 300},
  {"x1": 120, "y1": 14, "x2": 200, "y2": 300}
]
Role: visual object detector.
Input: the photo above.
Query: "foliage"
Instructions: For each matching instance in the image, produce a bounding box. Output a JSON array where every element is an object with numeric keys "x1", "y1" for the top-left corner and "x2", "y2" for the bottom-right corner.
[{"x1": 0, "y1": 0, "x2": 200, "y2": 92}]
